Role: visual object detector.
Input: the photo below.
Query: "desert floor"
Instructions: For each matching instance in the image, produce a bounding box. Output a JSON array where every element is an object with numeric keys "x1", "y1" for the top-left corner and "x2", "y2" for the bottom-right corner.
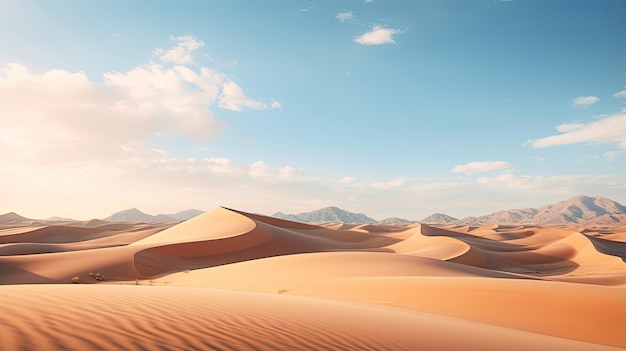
[{"x1": 0, "y1": 207, "x2": 624, "y2": 350}]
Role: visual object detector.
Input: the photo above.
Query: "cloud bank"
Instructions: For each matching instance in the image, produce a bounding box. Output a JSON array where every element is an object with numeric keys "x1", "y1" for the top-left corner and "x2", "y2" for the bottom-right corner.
[{"x1": 0, "y1": 36, "x2": 280, "y2": 164}]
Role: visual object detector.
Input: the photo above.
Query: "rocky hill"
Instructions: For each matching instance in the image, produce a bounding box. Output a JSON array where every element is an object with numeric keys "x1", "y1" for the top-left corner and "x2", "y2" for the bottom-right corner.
[
  {"x1": 272, "y1": 206, "x2": 377, "y2": 224},
  {"x1": 103, "y1": 208, "x2": 204, "y2": 223},
  {"x1": 455, "y1": 195, "x2": 626, "y2": 225}
]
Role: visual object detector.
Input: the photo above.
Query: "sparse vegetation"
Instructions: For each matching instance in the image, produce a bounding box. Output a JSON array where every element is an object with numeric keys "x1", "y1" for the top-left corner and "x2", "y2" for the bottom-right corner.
[
  {"x1": 71, "y1": 276, "x2": 80, "y2": 284},
  {"x1": 89, "y1": 272, "x2": 105, "y2": 281},
  {"x1": 277, "y1": 289, "x2": 289, "y2": 294}
]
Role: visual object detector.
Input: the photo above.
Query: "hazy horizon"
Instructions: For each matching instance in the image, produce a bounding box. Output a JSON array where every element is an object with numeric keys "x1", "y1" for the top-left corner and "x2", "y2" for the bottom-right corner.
[{"x1": 1, "y1": 0, "x2": 625, "y2": 220}]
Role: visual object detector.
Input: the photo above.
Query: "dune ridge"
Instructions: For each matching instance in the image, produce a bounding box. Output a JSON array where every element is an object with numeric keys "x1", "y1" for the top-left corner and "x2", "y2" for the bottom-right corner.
[{"x1": 0, "y1": 207, "x2": 624, "y2": 350}]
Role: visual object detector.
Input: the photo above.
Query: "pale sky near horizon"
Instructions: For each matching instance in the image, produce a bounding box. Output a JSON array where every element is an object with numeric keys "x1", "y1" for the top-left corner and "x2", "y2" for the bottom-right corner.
[{"x1": 1, "y1": 0, "x2": 625, "y2": 220}]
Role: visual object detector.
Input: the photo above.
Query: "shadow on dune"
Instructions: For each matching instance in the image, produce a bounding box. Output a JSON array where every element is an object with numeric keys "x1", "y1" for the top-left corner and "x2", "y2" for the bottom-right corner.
[
  {"x1": 583, "y1": 234, "x2": 626, "y2": 262},
  {"x1": 0, "y1": 263, "x2": 59, "y2": 284},
  {"x1": 421, "y1": 225, "x2": 581, "y2": 277},
  {"x1": 133, "y1": 214, "x2": 398, "y2": 278}
]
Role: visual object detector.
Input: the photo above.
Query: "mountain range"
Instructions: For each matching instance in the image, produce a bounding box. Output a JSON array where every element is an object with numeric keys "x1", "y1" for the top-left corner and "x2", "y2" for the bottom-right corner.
[
  {"x1": 272, "y1": 207, "x2": 416, "y2": 225},
  {"x1": 272, "y1": 206, "x2": 379, "y2": 224},
  {"x1": 272, "y1": 195, "x2": 626, "y2": 225},
  {"x1": 103, "y1": 208, "x2": 205, "y2": 223},
  {"x1": 450, "y1": 195, "x2": 626, "y2": 225},
  {"x1": 2, "y1": 195, "x2": 625, "y2": 225}
]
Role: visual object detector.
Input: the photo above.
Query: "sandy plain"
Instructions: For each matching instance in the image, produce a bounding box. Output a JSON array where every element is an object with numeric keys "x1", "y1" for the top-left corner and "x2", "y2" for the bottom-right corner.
[{"x1": 0, "y1": 207, "x2": 624, "y2": 350}]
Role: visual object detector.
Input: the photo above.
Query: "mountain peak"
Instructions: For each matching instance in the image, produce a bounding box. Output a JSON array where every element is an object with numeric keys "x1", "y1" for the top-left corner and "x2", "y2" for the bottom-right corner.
[
  {"x1": 377, "y1": 217, "x2": 417, "y2": 225},
  {"x1": 458, "y1": 195, "x2": 626, "y2": 225},
  {"x1": 0, "y1": 212, "x2": 30, "y2": 223},
  {"x1": 420, "y1": 213, "x2": 458, "y2": 224},
  {"x1": 272, "y1": 207, "x2": 377, "y2": 224},
  {"x1": 103, "y1": 208, "x2": 204, "y2": 223}
]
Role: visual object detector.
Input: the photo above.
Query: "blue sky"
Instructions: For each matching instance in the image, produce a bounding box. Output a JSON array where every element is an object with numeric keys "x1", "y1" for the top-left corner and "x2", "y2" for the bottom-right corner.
[{"x1": 1, "y1": 0, "x2": 625, "y2": 220}]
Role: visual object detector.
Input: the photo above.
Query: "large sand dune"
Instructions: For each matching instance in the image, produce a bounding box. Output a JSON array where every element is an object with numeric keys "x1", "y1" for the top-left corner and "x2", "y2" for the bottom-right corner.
[{"x1": 1, "y1": 207, "x2": 624, "y2": 350}]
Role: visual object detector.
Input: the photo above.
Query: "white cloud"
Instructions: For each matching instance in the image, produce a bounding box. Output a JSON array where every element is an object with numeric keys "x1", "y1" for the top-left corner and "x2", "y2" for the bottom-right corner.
[
  {"x1": 219, "y1": 81, "x2": 282, "y2": 111},
  {"x1": 364, "y1": 0, "x2": 374, "y2": 3},
  {"x1": 477, "y1": 173, "x2": 543, "y2": 190},
  {"x1": 528, "y1": 114, "x2": 626, "y2": 152},
  {"x1": 153, "y1": 35, "x2": 205, "y2": 64},
  {"x1": 354, "y1": 25, "x2": 401, "y2": 45},
  {"x1": 0, "y1": 36, "x2": 281, "y2": 167},
  {"x1": 556, "y1": 123, "x2": 585, "y2": 132},
  {"x1": 247, "y1": 161, "x2": 311, "y2": 183},
  {"x1": 614, "y1": 87, "x2": 626, "y2": 98},
  {"x1": 451, "y1": 161, "x2": 513, "y2": 174},
  {"x1": 336, "y1": 11, "x2": 354, "y2": 22},
  {"x1": 572, "y1": 95, "x2": 599, "y2": 108},
  {"x1": 339, "y1": 176, "x2": 355, "y2": 183},
  {"x1": 475, "y1": 173, "x2": 620, "y2": 194}
]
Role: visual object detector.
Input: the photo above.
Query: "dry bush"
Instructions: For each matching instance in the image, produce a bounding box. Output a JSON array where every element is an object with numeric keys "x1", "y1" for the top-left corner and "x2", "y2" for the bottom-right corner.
[{"x1": 89, "y1": 272, "x2": 105, "y2": 281}]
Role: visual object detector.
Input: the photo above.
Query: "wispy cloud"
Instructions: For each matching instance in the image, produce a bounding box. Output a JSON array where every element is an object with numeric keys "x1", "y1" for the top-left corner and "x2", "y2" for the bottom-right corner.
[
  {"x1": 153, "y1": 35, "x2": 205, "y2": 64},
  {"x1": 452, "y1": 161, "x2": 513, "y2": 174},
  {"x1": 527, "y1": 114, "x2": 626, "y2": 154},
  {"x1": 370, "y1": 177, "x2": 406, "y2": 190},
  {"x1": 476, "y1": 173, "x2": 618, "y2": 194},
  {"x1": 219, "y1": 82, "x2": 282, "y2": 111},
  {"x1": 556, "y1": 123, "x2": 585, "y2": 132},
  {"x1": 336, "y1": 11, "x2": 354, "y2": 22},
  {"x1": 614, "y1": 86, "x2": 626, "y2": 98},
  {"x1": 354, "y1": 25, "x2": 402, "y2": 45},
  {"x1": 572, "y1": 95, "x2": 599, "y2": 108},
  {"x1": 298, "y1": 1, "x2": 317, "y2": 12}
]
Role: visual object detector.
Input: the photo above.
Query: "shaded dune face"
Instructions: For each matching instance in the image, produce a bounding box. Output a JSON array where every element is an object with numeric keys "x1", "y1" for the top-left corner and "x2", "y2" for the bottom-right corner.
[
  {"x1": 420, "y1": 224, "x2": 626, "y2": 281},
  {"x1": 1, "y1": 207, "x2": 625, "y2": 350},
  {"x1": 132, "y1": 208, "x2": 400, "y2": 277}
]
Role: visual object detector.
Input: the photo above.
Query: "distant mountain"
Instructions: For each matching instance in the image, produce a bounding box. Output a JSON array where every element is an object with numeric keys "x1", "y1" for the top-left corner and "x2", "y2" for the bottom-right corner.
[
  {"x1": 271, "y1": 212, "x2": 300, "y2": 222},
  {"x1": 377, "y1": 217, "x2": 417, "y2": 225},
  {"x1": 46, "y1": 216, "x2": 75, "y2": 222},
  {"x1": 420, "y1": 213, "x2": 458, "y2": 224},
  {"x1": 586, "y1": 213, "x2": 626, "y2": 225},
  {"x1": 0, "y1": 212, "x2": 30, "y2": 223},
  {"x1": 456, "y1": 195, "x2": 626, "y2": 225},
  {"x1": 103, "y1": 208, "x2": 205, "y2": 223},
  {"x1": 272, "y1": 206, "x2": 377, "y2": 224},
  {"x1": 168, "y1": 209, "x2": 205, "y2": 221},
  {"x1": 104, "y1": 208, "x2": 161, "y2": 222}
]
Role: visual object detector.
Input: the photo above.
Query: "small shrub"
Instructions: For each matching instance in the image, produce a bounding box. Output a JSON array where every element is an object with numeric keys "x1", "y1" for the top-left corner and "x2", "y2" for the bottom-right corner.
[
  {"x1": 71, "y1": 276, "x2": 80, "y2": 284},
  {"x1": 89, "y1": 272, "x2": 105, "y2": 281},
  {"x1": 277, "y1": 289, "x2": 289, "y2": 294}
]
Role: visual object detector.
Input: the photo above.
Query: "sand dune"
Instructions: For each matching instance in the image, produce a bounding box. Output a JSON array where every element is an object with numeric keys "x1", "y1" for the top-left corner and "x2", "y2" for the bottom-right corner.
[{"x1": 0, "y1": 207, "x2": 625, "y2": 350}]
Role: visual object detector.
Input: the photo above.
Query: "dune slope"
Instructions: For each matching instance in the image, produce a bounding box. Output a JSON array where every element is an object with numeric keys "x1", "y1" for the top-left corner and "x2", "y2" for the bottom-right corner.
[{"x1": 0, "y1": 207, "x2": 624, "y2": 350}]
